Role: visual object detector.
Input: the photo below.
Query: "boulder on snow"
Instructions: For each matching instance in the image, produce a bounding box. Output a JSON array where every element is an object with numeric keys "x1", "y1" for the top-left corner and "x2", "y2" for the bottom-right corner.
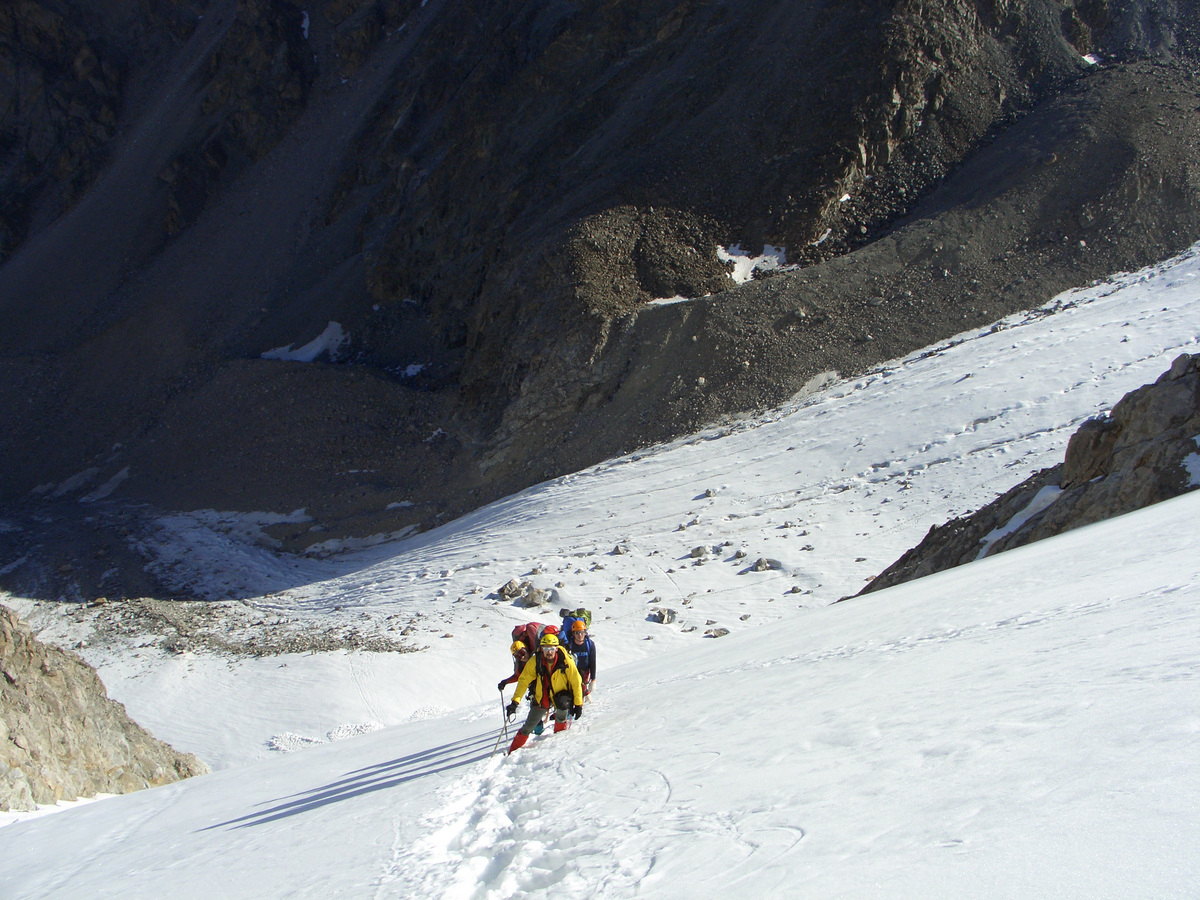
[
  {"x1": 862, "y1": 353, "x2": 1200, "y2": 594},
  {"x1": 499, "y1": 578, "x2": 550, "y2": 608}
]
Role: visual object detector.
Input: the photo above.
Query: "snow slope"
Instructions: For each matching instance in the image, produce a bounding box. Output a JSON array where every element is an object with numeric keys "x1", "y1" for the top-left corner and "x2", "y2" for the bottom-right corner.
[
  {"x1": 1, "y1": 494, "x2": 1198, "y2": 898},
  {"x1": 1, "y1": 244, "x2": 1199, "y2": 897}
]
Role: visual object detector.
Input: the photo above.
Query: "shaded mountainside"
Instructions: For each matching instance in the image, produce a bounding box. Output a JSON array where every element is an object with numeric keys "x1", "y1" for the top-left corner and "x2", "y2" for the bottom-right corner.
[
  {"x1": 2, "y1": 0, "x2": 1200, "y2": 600},
  {"x1": 1, "y1": 604, "x2": 208, "y2": 812},
  {"x1": 862, "y1": 353, "x2": 1200, "y2": 594},
  {"x1": 0, "y1": 0, "x2": 205, "y2": 261}
]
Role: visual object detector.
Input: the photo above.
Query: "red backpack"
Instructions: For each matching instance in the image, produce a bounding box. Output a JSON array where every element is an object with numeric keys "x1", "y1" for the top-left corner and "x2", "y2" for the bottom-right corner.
[{"x1": 511, "y1": 622, "x2": 542, "y2": 654}]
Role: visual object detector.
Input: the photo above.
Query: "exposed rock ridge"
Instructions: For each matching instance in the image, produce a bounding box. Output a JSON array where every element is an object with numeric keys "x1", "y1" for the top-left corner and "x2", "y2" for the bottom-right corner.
[
  {"x1": 1, "y1": 603, "x2": 208, "y2": 812},
  {"x1": 861, "y1": 353, "x2": 1200, "y2": 594}
]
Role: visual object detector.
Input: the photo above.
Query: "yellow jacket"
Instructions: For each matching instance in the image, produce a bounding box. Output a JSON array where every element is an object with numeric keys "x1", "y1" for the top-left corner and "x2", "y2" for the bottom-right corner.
[{"x1": 514, "y1": 647, "x2": 584, "y2": 708}]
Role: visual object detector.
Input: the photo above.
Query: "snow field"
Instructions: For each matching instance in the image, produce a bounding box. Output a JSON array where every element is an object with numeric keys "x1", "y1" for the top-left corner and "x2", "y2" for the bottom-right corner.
[{"x1": 3, "y1": 493, "x2": 1197, "y2": 898}]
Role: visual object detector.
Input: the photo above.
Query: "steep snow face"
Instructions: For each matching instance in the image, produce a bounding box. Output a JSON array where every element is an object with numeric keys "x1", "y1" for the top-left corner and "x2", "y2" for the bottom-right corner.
[{"x1": 1, "y1": 493, "x2": 1198, "y2": 898}]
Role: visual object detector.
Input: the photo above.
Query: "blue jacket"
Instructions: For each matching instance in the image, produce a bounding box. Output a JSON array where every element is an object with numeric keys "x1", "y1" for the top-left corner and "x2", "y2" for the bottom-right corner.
[{"x1": 564, "y1": 634, "x2": 596, "y2": 682}]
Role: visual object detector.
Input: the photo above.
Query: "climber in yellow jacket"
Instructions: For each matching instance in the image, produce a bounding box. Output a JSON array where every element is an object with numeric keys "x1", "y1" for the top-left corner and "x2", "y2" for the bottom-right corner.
[{"x1": 505, "y1": 633, "x2": 584, "y2": 753}]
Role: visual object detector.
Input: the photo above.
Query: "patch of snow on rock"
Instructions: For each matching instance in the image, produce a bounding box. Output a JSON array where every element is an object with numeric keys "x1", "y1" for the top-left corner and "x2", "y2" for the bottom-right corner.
[
  {"x1": 975, "y1": 485, "x2": 1063, "y2": 560},
  {"x1": 262, "y1": 322, "x2": 348, "y2": 362},
  {"x1": 718, "y1": 243, "x2": 786, "y2": 283},
  {"x1": 1185, "y1": 435, "x2": 1200, "y2": 487}
]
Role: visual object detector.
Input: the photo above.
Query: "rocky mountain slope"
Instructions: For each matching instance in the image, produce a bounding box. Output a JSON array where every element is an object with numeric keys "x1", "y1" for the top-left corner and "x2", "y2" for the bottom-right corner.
[
  {"x1": 862, "y1": 353, "x2": 1200, "y2": 593},
  {"x1": 2, "y1": 0, "x2": 1200, "y2": 601},
  {"x1": 1, "y1": 603, "x2": 208, "y2": 812}
]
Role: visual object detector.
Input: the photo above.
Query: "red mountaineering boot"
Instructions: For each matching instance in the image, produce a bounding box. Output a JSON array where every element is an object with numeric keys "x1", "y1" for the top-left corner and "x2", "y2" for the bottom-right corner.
[{"x1": 507, "y1": 732, "x2": 529, "y2": 754}]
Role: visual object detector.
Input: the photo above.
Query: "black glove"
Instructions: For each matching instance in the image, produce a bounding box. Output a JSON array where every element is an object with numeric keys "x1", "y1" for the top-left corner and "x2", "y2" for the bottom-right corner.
[
  {"x1": 505, "y1": 701, "x2": 518, "y2": 718},
  {"x1": 572, "y1": 705, "x2": 583, "y2": 720},
  {"x1": 497, "y1": 680, "x2": 506, "y2": 692}
]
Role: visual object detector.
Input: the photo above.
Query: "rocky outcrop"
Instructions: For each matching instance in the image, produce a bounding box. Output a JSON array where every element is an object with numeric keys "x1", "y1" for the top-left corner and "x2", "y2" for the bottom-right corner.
[
  {"x1": 1, "y1": 604, "x2": 208, "y2": 812},
  {"x1": 862, "y1": 353, "x2": 1200, "y2": 594}
]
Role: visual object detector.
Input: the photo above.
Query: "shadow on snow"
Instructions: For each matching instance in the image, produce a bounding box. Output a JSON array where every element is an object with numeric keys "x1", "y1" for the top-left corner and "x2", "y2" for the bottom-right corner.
[{"x1": 199, "y1": 731, "x2": 496, "y2": 831}]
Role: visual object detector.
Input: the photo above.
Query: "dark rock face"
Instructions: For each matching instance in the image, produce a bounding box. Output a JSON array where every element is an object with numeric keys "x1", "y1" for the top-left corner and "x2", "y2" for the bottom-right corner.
[
  {"x1": 162, "y1": 0, "x2": 316, "y2": 236},
  {"x1": 1, "y1": 604, "x2": 208, "y2": 811},
  {"x1": 862, "y1": 353, "x2": 1200, "y2": 594},
  {"x1": 2, "y1": 0, "x2": 1200, "y2": 600},
  {"x1": 0, "y1": 0, "x2": 203, "y2": 263}
]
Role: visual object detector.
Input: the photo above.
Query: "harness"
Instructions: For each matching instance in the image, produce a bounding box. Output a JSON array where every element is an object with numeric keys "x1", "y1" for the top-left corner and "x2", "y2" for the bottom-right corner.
[{"x1": 534, "y1": 649, "x2": 568, "y2": 708}]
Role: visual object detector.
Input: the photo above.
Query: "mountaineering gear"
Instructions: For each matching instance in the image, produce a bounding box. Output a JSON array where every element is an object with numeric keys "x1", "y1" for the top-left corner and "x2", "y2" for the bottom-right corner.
[
  {"x1": 512, "y1": 623, "x2": 542, "y2": 655},
  {"x1": 491, "y1": 696, "x2": 511, "y2": 758},
  {"x1": 506, "y1": 701, "x2": 518, "y2": 718},
  {"x1": 553, "y1": 721, "x2": 568, "y2": 733},
  {"x1": 515, "y1": 640, "x2": 580, "y2": 707},
  {"x1": 572, "y1": 704, "x2": 583, "y2": 720},
  {"x1": 559, "y1": 613, "x2": 585, "y2": 639},
  {"x1": 565, "y1": 627, "x2": 597, "y2": 689},
  {"x1": 559, "y1": 607, "x2": 593, "y2": 627},
  {"x1": 570, "y1": 620, "x2": 586, "y2": 632},
  {"x1": 497, "y1": 681, "x2": 507, "y2": 692},
  {"x1": 508, "y1": 732, "x2": 529, "y2": 754},
  {"x1": 515, "y1": 690, "x2": 574, "y2": 740},
  {"x1": 511, "y1": 638, "x2": 584, "y2": 737},
  {"x1": 498, "y1": 637, "x2": 535, "y2": 691}
]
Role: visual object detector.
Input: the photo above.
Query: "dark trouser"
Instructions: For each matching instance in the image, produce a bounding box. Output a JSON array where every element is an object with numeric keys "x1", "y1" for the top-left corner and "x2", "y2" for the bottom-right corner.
[{"x1": 518, "y1": 690, "x2": 573, "y2": 735}]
